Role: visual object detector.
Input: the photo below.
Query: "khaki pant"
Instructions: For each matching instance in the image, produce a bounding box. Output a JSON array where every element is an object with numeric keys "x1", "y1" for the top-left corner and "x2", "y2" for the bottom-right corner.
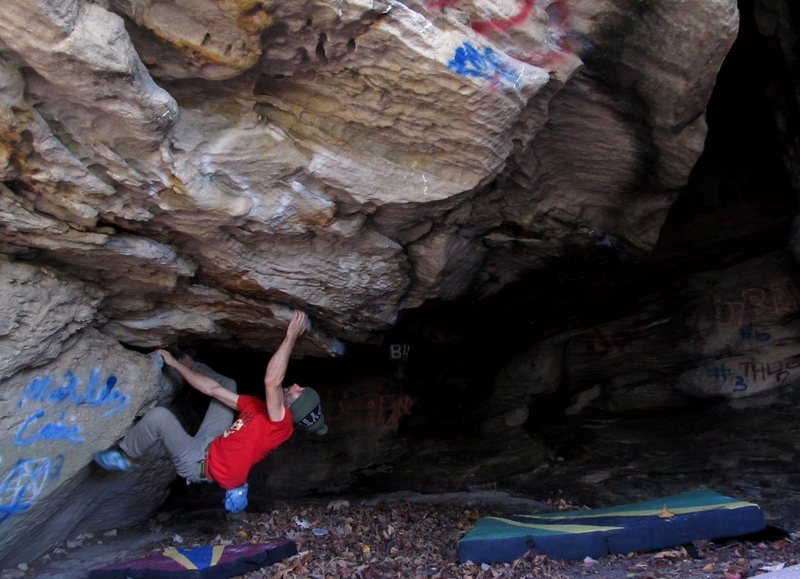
[{"x1": 119, "y1": 362, "x2": 236, "y2": 482}]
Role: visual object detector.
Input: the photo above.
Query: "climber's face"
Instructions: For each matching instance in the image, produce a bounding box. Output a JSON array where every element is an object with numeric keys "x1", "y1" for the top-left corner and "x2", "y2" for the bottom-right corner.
[{"x1": 283, "y1": 383, "x2": 305, "y2": 406}]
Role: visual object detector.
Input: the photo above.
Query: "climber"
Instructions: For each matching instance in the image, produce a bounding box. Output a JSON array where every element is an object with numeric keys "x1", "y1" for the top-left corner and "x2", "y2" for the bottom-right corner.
[{"x1": 93, "y1": 309, "x2": 328, "y2": 513}]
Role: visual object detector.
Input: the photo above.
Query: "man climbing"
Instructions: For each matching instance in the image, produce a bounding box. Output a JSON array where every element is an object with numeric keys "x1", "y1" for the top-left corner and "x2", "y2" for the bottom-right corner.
[{"x1": 93, "y1": 310, "x2": 327, "y2": 513}]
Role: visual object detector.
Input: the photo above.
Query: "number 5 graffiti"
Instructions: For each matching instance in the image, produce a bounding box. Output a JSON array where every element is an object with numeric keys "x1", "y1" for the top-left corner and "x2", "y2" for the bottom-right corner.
[{"x1": 0, "y1": 456, "x2": 64, "y2": 525}]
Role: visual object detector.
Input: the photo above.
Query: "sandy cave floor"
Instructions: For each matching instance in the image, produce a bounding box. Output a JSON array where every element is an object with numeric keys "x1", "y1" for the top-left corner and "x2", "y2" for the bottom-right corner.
[{"x1": 4, "y1": 491, "x2": 800, "y2": 579}]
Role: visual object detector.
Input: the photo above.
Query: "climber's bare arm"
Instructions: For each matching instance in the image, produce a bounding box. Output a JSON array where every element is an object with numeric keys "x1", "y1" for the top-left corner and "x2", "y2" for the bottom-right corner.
[
  {"x1": 158, "y1": 349, "x2": 239, "y2": 410},
  {"x1": 264, "y1": 310, "x2": 307, "y2": 421}
]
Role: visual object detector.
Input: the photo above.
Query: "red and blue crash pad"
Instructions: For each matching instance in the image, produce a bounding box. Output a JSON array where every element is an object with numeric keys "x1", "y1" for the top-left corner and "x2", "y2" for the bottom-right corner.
[
  {"x1": 88, "y1": 539, "x2": 297, "y2": 578},
  {"x1": 457, "y1": 489, "x2": 765, "y2": 563}
]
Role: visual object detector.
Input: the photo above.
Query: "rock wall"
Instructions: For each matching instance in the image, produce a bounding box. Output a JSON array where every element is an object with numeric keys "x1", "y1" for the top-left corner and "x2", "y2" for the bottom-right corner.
[
  {"x1": 0, "y1": 0, "x2": 738, "y2": 350},
  {"x1": 755, "y1": 0, "x2": 799, "y2": 193},
  {"x1": 0, "y1": 260, "x2": 177, "y2": 567},
  {"x1": 0, "y1": 0, "x2": 745, "y2": 566},
  {"x1": 250, "y1": 378, "x2": 415, "y2": 500},
  {"x1": 492, "y1": 251, "x2": 800, "y2": 425}
]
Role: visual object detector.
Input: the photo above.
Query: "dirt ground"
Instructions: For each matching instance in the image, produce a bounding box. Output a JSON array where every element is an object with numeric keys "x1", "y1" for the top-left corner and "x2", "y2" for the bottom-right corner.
[{"x1": 8, "y1": 491, "x2": 800, "y2": 579}]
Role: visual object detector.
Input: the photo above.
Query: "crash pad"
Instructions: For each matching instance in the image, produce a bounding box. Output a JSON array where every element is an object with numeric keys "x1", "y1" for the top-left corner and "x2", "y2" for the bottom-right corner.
[
  {"x1": 88, "y1": 539, "x2": 297, "y2": 578},
  {"x1": 457, "y1": 489, "x2": 765, "y2": 563}
]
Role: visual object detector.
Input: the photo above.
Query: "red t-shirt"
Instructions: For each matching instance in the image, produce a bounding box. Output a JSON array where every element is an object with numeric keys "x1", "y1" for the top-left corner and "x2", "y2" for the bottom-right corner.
[{"x1": 206, "y1": 395, "x2": 293, "y2": 489}]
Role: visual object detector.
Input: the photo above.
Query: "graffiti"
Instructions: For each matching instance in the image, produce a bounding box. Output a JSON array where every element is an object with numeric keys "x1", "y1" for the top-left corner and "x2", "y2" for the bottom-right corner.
[
  {"x1": 733, "y1": 376, "x2": 749, "y2": 392},
  {"x1": 582, "y1": 326, "x2": 662, "y2": 355},
  {"x1": 738, "y1": 356, "x2": 800, "y2": 385},
  {"x1": 0, "y1": 456, "x2": 64, "y2": 525},
  {"x1": 431, "y1": 0, "x2": 576, "y2": 68},
  {"x1": 330, "y1": 391, "x2": 414, "y2": 433},
  {"x1": 448, "y1": 42, "x2": 521, "y2": 90},
  {"x1": 427, "y1": 0, "x2": 457, "y2": 10},
  {"x1": 427, "y1": 0, "x2": 539, "y2": 34},
  {"x1": 580, "y1": 322, "x2": 704, "y2": 356},
  {"x1": 470, "y1": 0, "x2": 537, "y2": 35},
  {"x1": 14, "y1": 411, "x2": 83, "y2": 447},
  {"x1": 710, "y1": 355, "x2": 800, "y2": 393},
  {"x1": 364, "y1": 392, "x2": 414, "y2": 431},
  {"x1": 738, "y1": 323, "x2": 771, "y2": 342},
  {"x1": 0, "y1": 367, "x2": 115, "y2": 524},
  {"x1": 714, "y1": 283, "x2": 800, "y2": 331},
  {"x1": 709, "y1": 364, "x2": 749, "y2": 392},
  {"x1": 18, "y1": 368, "x2": 128, "y2": 417},
  {"x1": 709, "y1": 364, "x2": 734, "y2": 382},
  {"x1": 389, "y1": 344, "x2": 412, "y2": 361},
  {"x1": 13, "y1": 367, "x2": 129, "y2": 449}
]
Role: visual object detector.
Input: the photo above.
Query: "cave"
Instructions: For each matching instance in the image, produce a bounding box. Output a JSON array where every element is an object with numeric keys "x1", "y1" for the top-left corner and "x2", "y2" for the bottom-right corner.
[
  {"x1": 170, "y1": 0, "x2": 800, "y2": 523},
  {"x1": 2, "y1": 0, "x2": 800, "y2": 574}
]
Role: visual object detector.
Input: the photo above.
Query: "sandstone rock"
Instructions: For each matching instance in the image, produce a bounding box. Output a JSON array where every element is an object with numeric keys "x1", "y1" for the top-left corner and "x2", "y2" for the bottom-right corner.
[
  {"x1": 493, "y1": 251, "x2": 800, "y2": 419},
  {"x1": 0, "y1": 0, "x2": 748, "y2": 566},
  {"x1": 0, "y1": 0, "x2": 739, "y2": 349},
  {"x1": 0, "y1": 328, "x2": 175, "y2": 567},
  {"x1": 0, "y1": 1, "x2": 177, "y2": 185},
  {"x1": 0, "y1": 259, "x2": 101, "y2": 382},
  {"x1": 110, "y1": 0, "x2": 274, "y2": 80},
  {"x1": 677, "y1": 251, "x2": 800, "y2": 399}
]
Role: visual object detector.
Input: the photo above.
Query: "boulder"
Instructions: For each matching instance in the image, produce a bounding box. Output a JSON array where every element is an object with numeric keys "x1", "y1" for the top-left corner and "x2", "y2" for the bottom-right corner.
[
  {"x1": 0, "y1": 329, "x2": 175, "y2": 567},
  {"x1": 0, "y1": 0, "x2": 738, "y2": 350},
  {"x1": 0, "y1": 0, "x2": 753, "y2": 566},
  {"x1": 493, "y1": 251, "x2": 800, "y2": 417}
]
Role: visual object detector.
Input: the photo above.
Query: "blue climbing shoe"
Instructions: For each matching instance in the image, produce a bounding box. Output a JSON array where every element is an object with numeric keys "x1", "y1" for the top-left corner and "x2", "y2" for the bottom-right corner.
[{"x1": 93, "y1": 449, "x2": 131, "y2": 471}]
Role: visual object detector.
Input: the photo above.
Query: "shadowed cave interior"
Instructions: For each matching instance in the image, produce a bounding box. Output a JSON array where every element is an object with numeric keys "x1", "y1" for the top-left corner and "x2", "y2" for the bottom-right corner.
[{"x1": 157, "y1": 0, "x2": 800, "y2": 530}]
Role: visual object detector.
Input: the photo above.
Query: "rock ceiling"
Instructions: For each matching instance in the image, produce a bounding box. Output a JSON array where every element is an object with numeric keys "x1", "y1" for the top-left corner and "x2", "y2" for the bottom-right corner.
[{"x1": 0, "y1": 0, "x2": 738, "y2": 355}]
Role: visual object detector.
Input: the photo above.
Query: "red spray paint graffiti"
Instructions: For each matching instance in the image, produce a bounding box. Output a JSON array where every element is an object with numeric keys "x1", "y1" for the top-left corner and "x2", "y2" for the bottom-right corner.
[
  {"x1": 428, "y1": 0, "x2": 576, "y2": 69},
  {"x1": 470, "y1": 0, "x2": 537, "y2": 35},
  {"x1": 426, "y1": 0, "x2": 539, "y2": 33},
  {"x1": 580, "y1": 323, "x2": 706, "y2": 357},
  {"x1": 714, "y1": 283, "x2": 800, "y2": 330},
  {"x1": 329, "y1": 390, "x2": 414, "y2": 434}
]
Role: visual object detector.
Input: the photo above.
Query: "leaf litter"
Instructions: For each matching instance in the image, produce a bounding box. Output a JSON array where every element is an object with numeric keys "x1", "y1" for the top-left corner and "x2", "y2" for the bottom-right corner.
[
  {"x1": 13, "y1": 495, "x2": 800, "y2": 578},
  {"x1": 188, "y1": 499, "x2": 800, "y2": 578}
]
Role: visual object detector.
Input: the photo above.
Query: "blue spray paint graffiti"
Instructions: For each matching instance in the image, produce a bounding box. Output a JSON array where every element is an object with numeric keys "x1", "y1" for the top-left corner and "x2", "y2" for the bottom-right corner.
[
  {"x1": 0, "y1": 456, "x2": 64, "y2": 525},
  {"x1": 2, "y1": 368, "x2": 130, "y2": 524},
  {"x1": 710, "y1": 364, "x2": 748, "y2": 392},
  {"x1": 710, "y1": 355, "x2": 800, "y2": 393},
  {"x1": 738, "y1": 323, "x2": 771, "y2": 342},
  {"x1": 18, "y1": 368, "x2": 128, "y2": 417},
  {"x1": 448, "y1": 42, "x2": 521, "y2": 90},
  {"x1": 709, "y1": 364, "x2": 734, "y2": 381},
  {"x1": 14, "y1": 411, "x2": 84, "y2": 446}
]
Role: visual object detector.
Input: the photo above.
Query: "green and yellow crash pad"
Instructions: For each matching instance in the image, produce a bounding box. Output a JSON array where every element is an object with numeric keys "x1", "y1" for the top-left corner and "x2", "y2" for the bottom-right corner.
[{"x1": 457, "y1": 489, "x2": 765, "y2": 563}]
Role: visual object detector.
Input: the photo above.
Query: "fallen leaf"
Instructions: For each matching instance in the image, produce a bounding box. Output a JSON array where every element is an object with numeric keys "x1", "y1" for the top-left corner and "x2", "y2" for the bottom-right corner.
[
  {"x1": 653, "y1": 547, "x2": 687, "y2": 559},
  {"x1": 659, "y1": 505, "x2": 675, "y2": 519},
  {"x1": 760, "y1": 562, "x2": 786, "y2": 571}
]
